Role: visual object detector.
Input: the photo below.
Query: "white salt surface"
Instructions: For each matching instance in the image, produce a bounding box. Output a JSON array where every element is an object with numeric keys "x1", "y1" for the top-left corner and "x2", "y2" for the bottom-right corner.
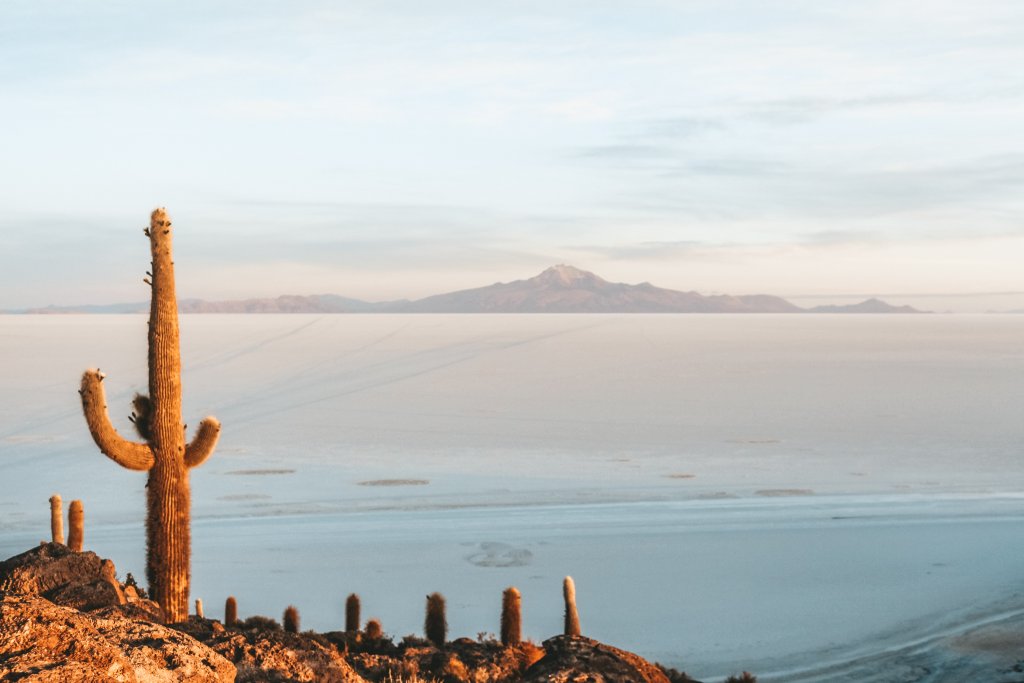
[{"x1": 1, "y1": 314, "x2": 1023, "y2": 681}]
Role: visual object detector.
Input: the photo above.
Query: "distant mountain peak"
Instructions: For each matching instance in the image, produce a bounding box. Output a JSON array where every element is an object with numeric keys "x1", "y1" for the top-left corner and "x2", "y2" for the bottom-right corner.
[{"x1": 534, "y1": 264, "x2": 604, "y2": 287}]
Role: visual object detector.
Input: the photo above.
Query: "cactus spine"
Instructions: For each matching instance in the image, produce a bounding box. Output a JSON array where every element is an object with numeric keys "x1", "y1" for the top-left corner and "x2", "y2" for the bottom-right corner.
[
  {"x1": 49, "y1": 494, "x2": 64, "y2": 545},
  {"x1": 79, "y1": 208, "x2": 221, "y2": 623},
  {"x1": 425, "y1": 592, "x2": 447, "y2": 647},
  {"x1": 284, "y1": 605, "x2": 300, "y2": 633},
  {"x1": 563, "y1": 576, "x2": 581, "y2": 637},
  {"x1": 68, "y1": 499, "x2": 84, "y2": 552},
  {"x1": 345, "y1": 593, "x2": 361, "y2": 633},
  {"x1": 500, "y1": 586, "x2": 522, "y2": 646},
  {"x1": 225, "y1": 596, "x2": 238, "y2": 626}
]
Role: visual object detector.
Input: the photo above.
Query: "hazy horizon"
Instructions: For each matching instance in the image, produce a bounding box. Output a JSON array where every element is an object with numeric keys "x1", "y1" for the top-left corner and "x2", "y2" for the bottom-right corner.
[{"x1": 2, "y1": 2, "x2": 1022, "y2": 312}]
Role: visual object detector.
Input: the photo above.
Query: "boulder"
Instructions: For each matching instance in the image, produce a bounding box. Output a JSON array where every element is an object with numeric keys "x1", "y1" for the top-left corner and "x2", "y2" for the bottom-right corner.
[
  {"x1": 522, "y1": 635, "x2": 672, "y2": 683},
  {"x1": 92, "y1": 608, "x2": 236, "y2": 682},
  {"x1": 0, "y1": 592, "x2": 137, "y2": 681},
  {"x1": 0, "y1": 542, "x2": 130, "y2": 613},
  {"x1": 0, "y1": 592, "x2": 235, "y2": 683}
]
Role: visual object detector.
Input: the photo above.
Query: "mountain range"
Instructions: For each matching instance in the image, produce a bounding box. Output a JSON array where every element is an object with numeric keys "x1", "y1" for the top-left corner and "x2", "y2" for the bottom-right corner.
[{"x1": 11, "y1": 265, "x2": 925, "y2": 314}]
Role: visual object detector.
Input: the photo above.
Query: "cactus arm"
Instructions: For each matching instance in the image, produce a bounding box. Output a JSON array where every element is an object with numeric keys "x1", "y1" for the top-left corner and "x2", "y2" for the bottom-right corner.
[
  {"x1": 80, "y1": 369, "x2": 155, "y2": 471},
  {"x1": 184, "y1": 416, "x2": 221, "y2": 469}
]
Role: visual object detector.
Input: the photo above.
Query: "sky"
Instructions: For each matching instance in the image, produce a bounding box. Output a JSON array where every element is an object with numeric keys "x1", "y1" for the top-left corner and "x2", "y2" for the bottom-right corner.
[{"x1": 2, "y1": 1, "x2": 1023, "y2": 312}]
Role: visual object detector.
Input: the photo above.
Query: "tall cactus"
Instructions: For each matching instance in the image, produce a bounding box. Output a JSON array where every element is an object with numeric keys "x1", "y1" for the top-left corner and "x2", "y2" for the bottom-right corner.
[{"x1": 79, "y1": 208, "x2": 220, "y2": 623}]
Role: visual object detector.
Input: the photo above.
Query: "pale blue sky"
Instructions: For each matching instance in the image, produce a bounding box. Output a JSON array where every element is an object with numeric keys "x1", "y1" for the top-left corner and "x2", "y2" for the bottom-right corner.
[{"x1": 2, "y1": 1, "x2": 1023, "y2": 311}]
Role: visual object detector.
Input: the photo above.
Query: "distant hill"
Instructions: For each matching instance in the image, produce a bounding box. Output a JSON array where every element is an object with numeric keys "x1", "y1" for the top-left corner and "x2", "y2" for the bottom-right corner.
[
  {"x1": 7, "y1": 265, "x2": 926, "y2": 314},
  {"x1": 806, "y1": 298, "x2": 923, "y2": 314}
]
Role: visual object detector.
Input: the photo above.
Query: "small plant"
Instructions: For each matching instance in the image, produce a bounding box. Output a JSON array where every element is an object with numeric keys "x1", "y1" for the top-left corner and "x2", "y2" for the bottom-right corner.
[
  {"x1": 365, "y1": 618, "x2": 383, "y2": 640},
  {"x1": 725, "y1": 673, "x2": 757, "y2": 683},
  {"x1": 195, "y1": 599, "x2": 204, "y2": 619},
  {"x1": 241, "y1": 615, "x2": 281, "y2": 631},
  {"x1": 346, "y1": 592, "x2": 361, "y2": 633},
  {"x1": 49, "y1": 494, "x2": 64, "y2": 545},
  {"x1": 68, "y1": 499, "x2": 84, "y2": 552},
  {"x1": 500, "y1": 586, "x2": 522, "y2": 646},
  {"x1": 657, "y1": 664, "x2": 700, "y2": 682},
  {"x1": 425, "y1": 592, "x2": 447, "y2": 647},
  {"x1": 225, "y1": 596, "x2": 238, "y2": 626},
  {"x1": 284, "y1": 605, "x2": 300, "y2": 633},
  {"x1": 563, "y1": 576, "x2": 581, "y2": 637}
]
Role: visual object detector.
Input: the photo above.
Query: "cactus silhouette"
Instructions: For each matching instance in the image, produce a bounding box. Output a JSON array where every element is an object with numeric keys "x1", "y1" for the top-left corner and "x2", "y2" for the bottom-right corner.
[
  {"x1": 563, "y1": 576, "x2": 581, "y2": 637},
  {"x1": 425, "y1": 592, "x2": 447, "y2": 647},
  {"x1": 501, "y1": 586, "x2": 522, "y2": 646},
  {"x1": 79, "y1": 208, "x2": 221, "y2": 623},
  {"x1": 284, "y1": 605, "x2": 300, "y2": 633},
  {"x1": 49, "y1": 494, "x2": 64, "y2": 545},
  {"x1": 345, "y1": 593, "x2": 361, "y2": 633},
  {"x1": 68, "y1": 499, "x2": 84, "y2": 552},
  {"x1": 225, "y1": 596, "x2": 238, "y2": 627},
  {"x1": 365, "y1": 618, "x2": 383, "y2": 640}
]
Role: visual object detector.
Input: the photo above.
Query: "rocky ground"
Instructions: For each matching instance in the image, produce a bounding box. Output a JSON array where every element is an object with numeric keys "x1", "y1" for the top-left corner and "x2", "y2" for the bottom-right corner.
[{"x1": 0, "y1": 543, "x2": 758, "y2": 682}]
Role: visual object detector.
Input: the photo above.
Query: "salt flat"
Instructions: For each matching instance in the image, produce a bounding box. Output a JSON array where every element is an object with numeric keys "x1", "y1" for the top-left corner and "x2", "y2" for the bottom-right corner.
[{"x1": 1, "y1": 314, "x2": 1023, "y2": 680}]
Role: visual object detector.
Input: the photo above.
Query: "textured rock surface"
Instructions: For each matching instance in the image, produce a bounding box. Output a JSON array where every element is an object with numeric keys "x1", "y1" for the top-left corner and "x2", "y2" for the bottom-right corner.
[
  {"x1": 207, "y1": 628, "x2": 368, "y2": 682},
  {"x1": 0, "y1": 542, "x2": 105, "y2": 596},
  {"x1": 0, "y1": 592, "x2": 138, "y2": 682},
  {"x1": 0, "y1": 592, "x2": 235, "y2": 683},
  {"x1": 92, "y1": 609, "x2": 236, "y2": 682},
  {"x1": 522, "y1": 635, "x2": 672, "y2": 683}
]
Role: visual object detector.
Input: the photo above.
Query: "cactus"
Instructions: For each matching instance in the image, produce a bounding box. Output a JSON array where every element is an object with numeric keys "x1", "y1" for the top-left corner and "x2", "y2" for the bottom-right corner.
[
  {"x1": 225, "y1": 596, "x2": 238, "y2": 626},
  {"x1": 195, "y1": 599, "x2": 204, "y2": 619},
  {"x1": 365, "y1": 618, "x2": 383, "y2": 640},
  {"x1": 68, "y1": 499, "x2": 84, "y2": 552},
  {"x1": 500, "y1": 586, "x2": 522, "y2": 646},
  {"x1": 79, "y1": 208, "x2": 221, "y2": 623},
  {"x1": 563, "y1": 576, "x2": 581, "y2": 637},
  {"x1": 345, "y1": 593, "x2": 361, "y2": 633},
  {"x1": 425, "y1": 592, "x2": 447, "y2": 647},
  {"x1": 284, "y1": 605, "x2": 300, "y2": 633},
  {"x1": 49, "y1": 494, "x2": 64, "y2": 545}
]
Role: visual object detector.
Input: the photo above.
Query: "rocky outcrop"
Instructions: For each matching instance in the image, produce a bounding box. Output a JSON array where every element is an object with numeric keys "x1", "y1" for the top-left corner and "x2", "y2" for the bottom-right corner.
[
  {"x1": 0, "y1": 543, "x2": 705, "y2": 683},
  {"x1": 0, "y1": 592, "x2": 234, "y2": 682},
  {"x1": 522, "y1": 635, "x2": 673, "y2": 683},
  {"x1": 205, "y1": 627, "x2": 367, "y2": 682}
]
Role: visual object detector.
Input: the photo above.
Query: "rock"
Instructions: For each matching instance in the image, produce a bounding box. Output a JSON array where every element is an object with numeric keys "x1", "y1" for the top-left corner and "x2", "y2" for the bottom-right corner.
[
  {"x1": 91, "y1": 608, "x2": 236, "y2": 682},
  {"x1": 523, "y1": 635, "x2": 672, "y2": 683},
  {"x1": 0, "y1": 592, "x2": 235, "y2": 683},
  {"x1": 0, "y1": 542, "x2": 131, "y2": 613},
  {"x1": 206, "y1": 628, "x2": 368, "y2": 682},
  {"x1": 0, "y1": 592, "x2": 137, "y2": 681},
  {"x1": 0, "y1": 542, "x2": 103, "y2": 595}
]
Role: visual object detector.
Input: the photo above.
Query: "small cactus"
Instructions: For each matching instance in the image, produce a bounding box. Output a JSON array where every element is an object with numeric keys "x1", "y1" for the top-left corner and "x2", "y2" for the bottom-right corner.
[
  {"x1": 49, "y1": 494, "x2": 64, "y2": 545},
  {"x1": 345, "y1": 593, "x2": 361, "y2": 633},
  {"x1": 500, "y1": 586, "x2": 522, "y2": 646},
  {"x1": 195, "y1": 598, "x2": 204, "y2": 619},
  {"x1": 563, "y1": 576, "x2": 581, "y2": 637},
  {"x1": 425, "y1": 592, "x2": 447, "y2": 647},
  {"x1": 365, "y1": 618, "x2": 383, "y2": 640},
  {"x1": 225, "y1": 596, "x2": 238, "y2": 626},
  {"x1": 284, "y1": 605, "x2": 300, "y2": 633},
  {"x1": 68, "y1": 500, "x2": 84, "y2": 552}
]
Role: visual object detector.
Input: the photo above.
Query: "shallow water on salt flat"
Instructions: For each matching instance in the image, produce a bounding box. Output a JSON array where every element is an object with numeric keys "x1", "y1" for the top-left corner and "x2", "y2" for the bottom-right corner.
[{"x1": 2, "y1": 314, "x2": 1023, "y2": 680}]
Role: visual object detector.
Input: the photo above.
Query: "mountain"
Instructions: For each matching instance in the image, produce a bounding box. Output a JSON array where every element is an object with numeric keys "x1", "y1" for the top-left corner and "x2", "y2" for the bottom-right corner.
[
  {"x1": 5, "y1": 265, "x2": 925, "y2": 314},
  {"x1": 400, "y1": 264, "x2": 803, "y2": 313},
  {"x1": 806, "y1": 298, "x2": 924, "y2": 314}
]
